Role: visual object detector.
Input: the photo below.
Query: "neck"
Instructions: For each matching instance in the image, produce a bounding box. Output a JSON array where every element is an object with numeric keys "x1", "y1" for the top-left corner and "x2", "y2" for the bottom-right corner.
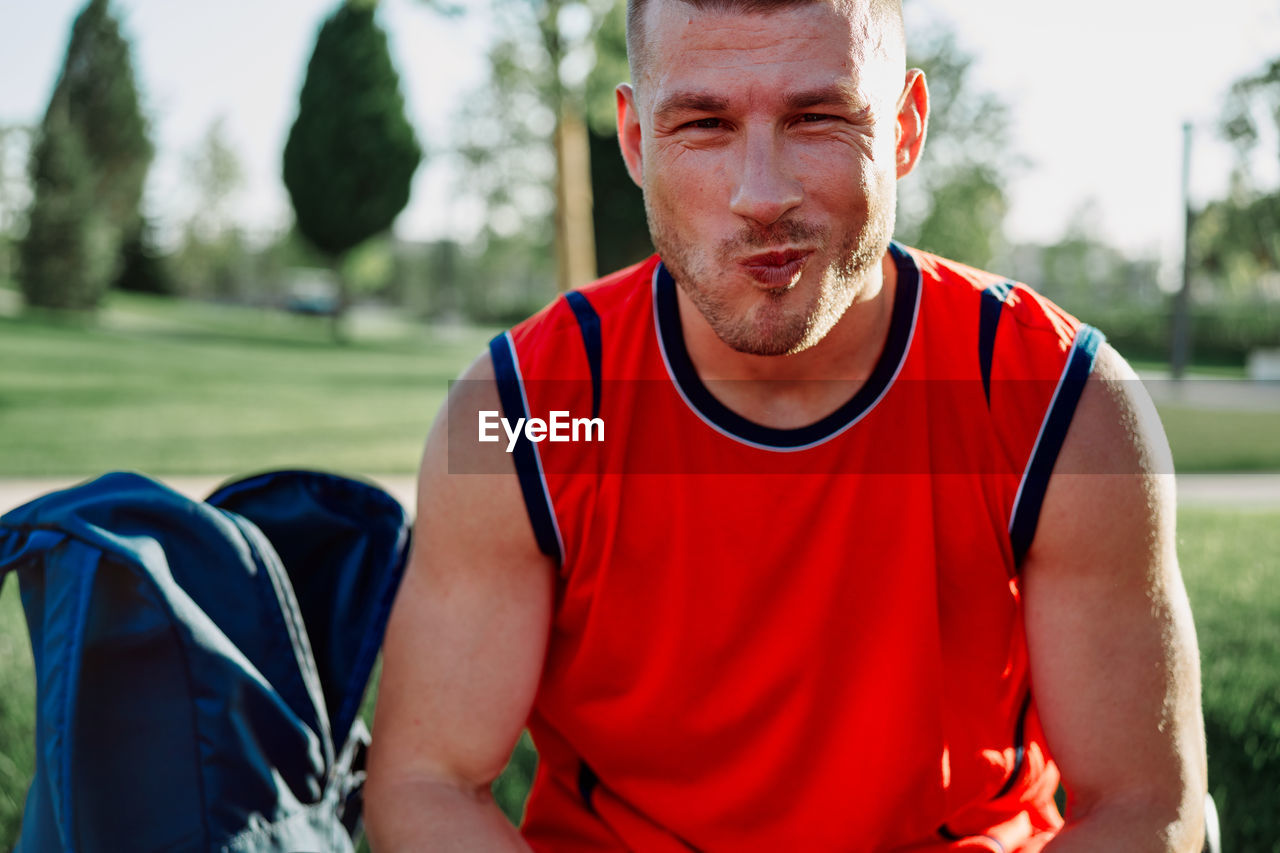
[{"x1": 674, "y1": 249, "x2": 900, "y2": 429}]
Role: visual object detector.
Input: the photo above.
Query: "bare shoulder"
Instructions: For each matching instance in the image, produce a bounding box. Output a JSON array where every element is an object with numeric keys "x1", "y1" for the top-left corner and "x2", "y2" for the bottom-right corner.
[
  {"x1": 415, "y1": 349, "x2": 537, "y2": 551},
  {"x1": 1030, "y1": 341, "x2": 1175, "y2": 564},
  {"x1": 1064, "y1": 341, "x2": 1173, "y2": 480}
]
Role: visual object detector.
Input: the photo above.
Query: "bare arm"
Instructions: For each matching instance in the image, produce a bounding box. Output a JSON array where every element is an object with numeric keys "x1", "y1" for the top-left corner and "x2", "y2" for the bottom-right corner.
[
  {"x1": 364, "y1": 353, "x2": 555, "y2": 851},
  {"x1": 1025, "y1": 344, "x2": 1206, "y2": 852}
]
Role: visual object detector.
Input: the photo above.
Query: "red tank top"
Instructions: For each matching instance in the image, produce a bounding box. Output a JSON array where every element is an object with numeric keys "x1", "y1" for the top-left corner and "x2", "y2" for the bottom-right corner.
[{"x1": 485, "y1": 244, "x2": 1103, "y2": 852}]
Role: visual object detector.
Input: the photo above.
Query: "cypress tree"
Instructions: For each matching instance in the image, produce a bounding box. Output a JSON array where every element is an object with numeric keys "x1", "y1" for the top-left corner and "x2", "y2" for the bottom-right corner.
[
  {"x1": 47, "y1": 0, "x2": 153, "y2": 243},
  {"x1": 283, "y1": 0, "x2": 422, "y2": 339},
  {"x1": 20, "y1": 0, "x2": 153, "y2": 308},
  {"x1": 18, "y1": 115, "x2": 114, "y2": 310}
]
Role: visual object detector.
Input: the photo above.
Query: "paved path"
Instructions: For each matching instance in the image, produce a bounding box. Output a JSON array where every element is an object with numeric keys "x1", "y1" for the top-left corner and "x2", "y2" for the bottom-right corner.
[
  {"x1": 3, "y1": 472, "x2": 1280, "y2": 517},
  {"x1": 1136, "y1": 373, "x2": 1280, "y2": 412}
]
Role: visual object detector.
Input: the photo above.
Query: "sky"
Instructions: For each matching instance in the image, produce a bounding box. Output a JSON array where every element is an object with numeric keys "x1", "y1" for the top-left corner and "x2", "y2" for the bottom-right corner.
[{"x1": 2, "y1": 0, "x2": 1280, "y2": 278}]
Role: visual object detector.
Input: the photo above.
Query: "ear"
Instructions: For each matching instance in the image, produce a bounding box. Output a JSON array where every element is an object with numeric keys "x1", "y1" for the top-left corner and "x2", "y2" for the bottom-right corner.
[
  {"x1": 616, "y1": 83, "x2": 644, "y2": 187},
  {"x1": 894, "y1": 69, "x2": 929, "y2": 179}
]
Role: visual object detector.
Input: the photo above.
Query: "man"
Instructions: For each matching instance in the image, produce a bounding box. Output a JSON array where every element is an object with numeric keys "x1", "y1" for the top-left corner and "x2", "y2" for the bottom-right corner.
[{"x1": 364, "y1": 0, "x2": 1207, "y2": 849}]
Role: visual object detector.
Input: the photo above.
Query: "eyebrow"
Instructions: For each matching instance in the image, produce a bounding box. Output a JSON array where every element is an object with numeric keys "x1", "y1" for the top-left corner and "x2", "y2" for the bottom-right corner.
[
  {"x1": 652, "y1": 84, "x2": 867, "y2": 122},
  {"x1": 653, "y1": 91, "x2": 731, "y2": 120},
  {"x1": 782, "y1": 83, "x2": 865, "y2": 112}
]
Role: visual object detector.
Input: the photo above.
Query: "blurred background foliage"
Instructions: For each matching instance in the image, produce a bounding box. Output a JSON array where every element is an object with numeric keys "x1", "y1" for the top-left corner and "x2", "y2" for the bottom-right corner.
[{"x1": 2, "y1": 0, "x2": 1279, "y2": 360}]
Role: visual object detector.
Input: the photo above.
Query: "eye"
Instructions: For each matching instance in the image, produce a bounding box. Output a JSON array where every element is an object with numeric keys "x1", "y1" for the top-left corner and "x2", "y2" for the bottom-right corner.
[
  {"x1": 798, "y1": 113, "x2": 837, "y2": 124},
  {"x1": 683, "y1": 117, "x2": 724, "y2": 130}
]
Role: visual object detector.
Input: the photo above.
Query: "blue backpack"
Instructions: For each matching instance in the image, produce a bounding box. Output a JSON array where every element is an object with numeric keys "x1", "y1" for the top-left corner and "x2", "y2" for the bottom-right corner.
[{"x1": 0, "y1": 470, "x2": 411, "y2": 852}]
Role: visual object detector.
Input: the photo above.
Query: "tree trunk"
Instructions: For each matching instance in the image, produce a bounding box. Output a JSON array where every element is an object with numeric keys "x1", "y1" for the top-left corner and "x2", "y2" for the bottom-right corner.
[
  {"x1": 1170, "y1": 123, "x2": 1194, "y2": 380},
  {"x1": 540, "y1": 0, "x2": 597, "y2": 293},
  {"x1": 330, "y1": 255, "x2": 350, "y2": 344},
  {"x1": 553, "y1": 99, "x2": 598, "y2": 292}
]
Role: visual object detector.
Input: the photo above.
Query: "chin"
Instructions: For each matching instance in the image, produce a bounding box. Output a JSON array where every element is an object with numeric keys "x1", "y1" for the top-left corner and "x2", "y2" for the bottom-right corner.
[{"x1": 717, "y1": 300, "x2": 819, "y2": 356}]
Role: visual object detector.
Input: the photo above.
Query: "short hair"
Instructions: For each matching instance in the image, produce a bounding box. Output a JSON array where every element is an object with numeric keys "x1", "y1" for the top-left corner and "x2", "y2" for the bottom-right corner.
[{"x1": 625, "y1": 0, "x2": 905, "y2": 85}]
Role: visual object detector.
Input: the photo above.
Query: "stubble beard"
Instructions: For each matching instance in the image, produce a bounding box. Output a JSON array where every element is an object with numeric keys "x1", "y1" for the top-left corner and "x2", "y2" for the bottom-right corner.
[{"x1": 646, "y1": 197, "x2": 896, "y2": 357}]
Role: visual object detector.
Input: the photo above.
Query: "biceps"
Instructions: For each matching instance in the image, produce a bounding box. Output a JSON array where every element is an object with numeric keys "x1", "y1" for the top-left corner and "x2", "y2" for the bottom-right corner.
[
  {"x1": 1024, "y1": 523, "x2": 1200, "y2": 800},
  {"x1": 369, "y1": 417, "x2": 555, "y2": 791}
]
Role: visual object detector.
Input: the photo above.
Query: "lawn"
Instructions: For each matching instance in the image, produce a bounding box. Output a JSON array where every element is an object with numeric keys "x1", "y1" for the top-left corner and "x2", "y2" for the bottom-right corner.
[
  {"x1": 0, "y1": 577, "x2": 34, "y2": 846},
  {"x1": 1161, "y1": 405, "x2": 1280, "y2": 472},
  {"x1": 0, "y1": 292, "x2": 495, "y2": 477},
  {"x1": 1, "y1": 292, "x2": 1277, "y2": 476},
  {"x1": 1178, "y1": 509, "x2": 1280, "y2": 851}
]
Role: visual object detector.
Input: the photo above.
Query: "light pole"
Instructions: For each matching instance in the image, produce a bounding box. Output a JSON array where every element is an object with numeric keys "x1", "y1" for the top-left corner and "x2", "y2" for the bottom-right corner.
[{"x1": 1169, "y1": 121, "x2": 1195, "y2": 380}]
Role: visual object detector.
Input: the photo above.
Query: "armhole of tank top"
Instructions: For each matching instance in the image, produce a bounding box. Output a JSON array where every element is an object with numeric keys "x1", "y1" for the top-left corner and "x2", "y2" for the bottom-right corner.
[
  {"x1": 563, "y1": 290, "x2": 603, "y2": 420},
  {"x1": 488, "y1": 331, "x2": 565, "y2": 565},
  {"x1": 978, "y1": 279, "x2": 1017, "y2": 406},
  {"x1": 1007, "y1": 324, "x2": 1106, "y2": 569}
]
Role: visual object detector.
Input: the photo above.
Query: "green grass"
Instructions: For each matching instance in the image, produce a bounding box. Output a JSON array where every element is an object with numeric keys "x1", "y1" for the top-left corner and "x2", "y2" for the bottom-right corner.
[
  {"x1": 1178, "y1": 509, "x2": 1280, "y2": 852},
  {"x1": 0, "y1": 293, "x2": 495, "y2": 476},
  {"x1": 0, "y1": 577, "x2": 35, "y2": 843},
  {"x1": 1161, "y1": 406, "x2": 1280, "y2": 472},
  {"x1": 1129, "y1": 359, "x2": 1248, "y2": 379},
  {"x1": 1, "y1": 293, "x2": 1277, "y2": 477},
  {"x1": 3, "y1": 509, "x2": 1277, "y2": 848}
]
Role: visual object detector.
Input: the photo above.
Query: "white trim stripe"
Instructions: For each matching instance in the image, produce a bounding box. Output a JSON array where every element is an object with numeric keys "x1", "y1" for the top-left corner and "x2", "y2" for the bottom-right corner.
[
  {"x1": 504, "y1": 331, "x2": 566, "y2": 563},
  {"x1": 1007, "y1": 327, "x2": 1090, "y2": 534}
]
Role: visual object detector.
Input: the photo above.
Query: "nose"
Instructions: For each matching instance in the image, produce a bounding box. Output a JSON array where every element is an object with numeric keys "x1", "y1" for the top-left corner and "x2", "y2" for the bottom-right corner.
[{"x1": 729, "y1": 131, "x2": 802, "y2": 226}]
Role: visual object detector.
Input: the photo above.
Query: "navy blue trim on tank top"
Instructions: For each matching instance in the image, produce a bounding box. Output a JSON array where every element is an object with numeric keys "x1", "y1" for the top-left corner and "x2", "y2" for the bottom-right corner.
[
  {"x1": 993, "y1": 690, "x2": 1033, "y2": 799},
  {"x1": 935, "y1": 691, "x2": 1029, "y2": 845},
  {"x1": 978, "y1": 279, "x2": 1016, "y2": 405},
  {"x1": 577, "y1": 761, "x2": 600, "y2": 814},
  {"x1": 488, "y1": 332, "x2": 564, "y2": 564},
  {"x1": 653, "y1": 241, "x2": 920, "y2": 450},
  {"x1": 564, "y1": 290, "x2": 603, "y2": 420},
  {"x1": 936, "y1": 827, "x2": 1006, "y2": 852},
  {"x1": 1008, "y1": 325, "x2": 1105, "y2": 567},
  {"x1": 577, "y1": 761, "x2": 703, "y2": 851}
]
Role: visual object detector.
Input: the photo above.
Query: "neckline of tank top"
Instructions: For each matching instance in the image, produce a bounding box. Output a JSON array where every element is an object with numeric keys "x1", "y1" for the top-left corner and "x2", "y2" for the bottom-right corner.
[{"x1": 651, "y1": 240, "x2": 922, "y2": 452}]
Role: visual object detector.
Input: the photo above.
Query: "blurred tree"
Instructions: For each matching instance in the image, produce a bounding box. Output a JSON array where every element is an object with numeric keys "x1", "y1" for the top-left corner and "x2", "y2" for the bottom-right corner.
[
  {"x1": 893, "y1": 25, "x2": 1014, "y2": 269},
  {"x1": 284, "y1": 0, "x2": 422, "y2": 339},
  {"x1": 1194, "y1": 57, "x2": 1280, "y2": 298},
  {"x1": 1192, "y1": 189, "x2": 1280, "y2": 299},
  {"x1": 588, "y1": 125, "x2": 650, "y2": 275},
  {"x1": 584, "y1": 0, "x2": 651, "y2": 274},
  {"x1": 0, "y1": 125, "x2": 33, "y2": 285},
  {"x1": 1221, "y1": 56, "x2": 1280, "y2": 168},
  {"x1": 342, "y1": 236, "x2": 397, "y2": 299},
  {"x1": 44, "y1": 0, "x2": 154, "y2": 287},
  {"x1": 17, "y1": 114, "x2": 115, "y2": 310},
  {"x1": 1033, "y1": 201, "x2": 1160, "y2": 311},
  {"x1": 186, "y1": 118, "x2": 245, "y2": 246},
  {"x1": 173, "y1": 119, "x2": 249, "y2": 299},
  {"x1": 454, "y1": 0, "x2": 607, "y2": 292},
  {"x1": 115, "y1": 216, "x2": 174, "y2": 295}
]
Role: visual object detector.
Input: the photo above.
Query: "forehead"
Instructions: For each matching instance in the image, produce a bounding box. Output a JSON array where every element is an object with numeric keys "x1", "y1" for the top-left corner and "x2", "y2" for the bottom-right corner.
[{"x1": 638, "y1": 0, "x2": 885, "y2": 105}]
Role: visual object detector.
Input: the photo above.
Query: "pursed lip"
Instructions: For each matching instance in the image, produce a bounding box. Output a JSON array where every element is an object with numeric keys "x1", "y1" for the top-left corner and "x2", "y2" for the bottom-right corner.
[{"x1": 740, "y1": 249, "x2": 812, "y2": 287}]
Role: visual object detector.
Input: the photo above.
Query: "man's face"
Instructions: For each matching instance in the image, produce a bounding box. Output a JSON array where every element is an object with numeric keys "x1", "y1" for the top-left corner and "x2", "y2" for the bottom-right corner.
[{"x1": 618, "y1": 0, "x2": 913, "y2": 356}]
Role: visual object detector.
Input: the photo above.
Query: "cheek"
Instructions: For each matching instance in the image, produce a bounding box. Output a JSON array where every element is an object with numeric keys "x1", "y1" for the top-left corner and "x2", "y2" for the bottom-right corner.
[
  {"x1": 797, "y1": 138, "x2": 896, "y2": 203},
  {"x1": 646, "y1": 146, "x2": 730, "y2": 215},
  {"x1": 789, "y1": 146, "x2": 869, "y2": 207}
]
